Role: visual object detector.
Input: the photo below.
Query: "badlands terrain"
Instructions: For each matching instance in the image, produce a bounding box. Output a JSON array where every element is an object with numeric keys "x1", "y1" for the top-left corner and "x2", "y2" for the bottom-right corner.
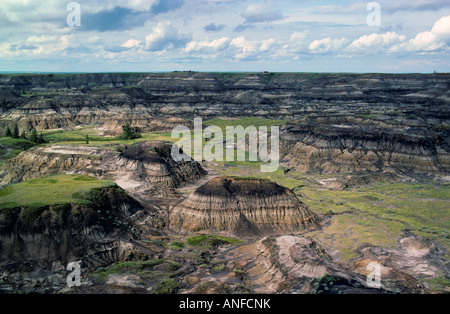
[{"x1": 0, "y1": 72, "x2": 449, "y2": 294}]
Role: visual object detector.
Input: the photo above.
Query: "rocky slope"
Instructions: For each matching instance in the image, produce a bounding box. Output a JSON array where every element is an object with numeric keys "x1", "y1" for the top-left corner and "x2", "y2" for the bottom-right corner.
[
  {"x1": 0, "y1": 184, "x2": 154, "y2": 293},
  {"x1": 116, "y1": 141, "x2": 207, "y2": 188},
  {"x1": 281, "y1": 116, "x2": 450, "y2": 174},
  {"x1": 229, "y1": 235, "x2": 430, "y2": 294},
  {"x1": 169, "y1": 176, "x2": 322, "y2": 235},
  {"x1": 0, "y1": 141, "x2": 207, "y2": 196}
]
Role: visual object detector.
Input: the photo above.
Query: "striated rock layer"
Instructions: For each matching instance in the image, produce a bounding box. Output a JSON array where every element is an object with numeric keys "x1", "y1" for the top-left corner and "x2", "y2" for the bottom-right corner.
[
  {"x1": 0, "y1": 72, "x2": 448, "y2": 131},
  {"x1": 0, "y1": 186, "x2": 139, "y2": 274},
  {"x1": 0, "y1": 184, "x2": 166, "y2": 293},
  {"x1": 281, "y1": 116, "x2": 450, "y2": 174},
  {"x1": 0, "y1": 141, "x2": 207, "y2": 191},
  {"x1": 169, "y1": 176, "x2": 322, "y2": 235},
  {"x1": 116, "y1": 141, "x2": 207, "y2": 188}
]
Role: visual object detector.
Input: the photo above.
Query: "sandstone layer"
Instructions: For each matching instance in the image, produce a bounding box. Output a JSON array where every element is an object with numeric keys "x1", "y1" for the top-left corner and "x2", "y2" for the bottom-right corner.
[{"x1": 169, "y1": 176, "x2": 322, "y2": 235}]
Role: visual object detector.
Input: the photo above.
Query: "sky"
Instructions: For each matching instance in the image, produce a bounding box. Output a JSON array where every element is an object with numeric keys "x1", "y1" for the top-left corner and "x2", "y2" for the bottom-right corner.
[{"x1": 0, "y1": 0, "x2": 450, "y2": 73}]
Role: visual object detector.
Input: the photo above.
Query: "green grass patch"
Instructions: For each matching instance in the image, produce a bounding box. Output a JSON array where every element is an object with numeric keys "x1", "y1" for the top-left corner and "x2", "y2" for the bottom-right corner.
[
  {"x1": 40, "y1": 126, "x2": 175, "y2": 146},
  {"x1": 0, "y1": 137, "x2": 36, "y2": 166},
  {"x1": 152, "y1": 278, "x2": 179, "y2": 294},
  {"x1": 0, "y1": 174, "x2": 115, "y2": 209},
  {"x1": 0, "y1": 137, "x2": 36, "y2": 149},
  {"x1": 186, "y1": 235, "x2": 243, "y2": 248},
  {"x1": 170, "y1": 240, "x2": 185, "y2": 250},
  {"x1": 93, "y1": 259, "x2": 165, "y2": 282},
  {"x1": 422, "y1": 276, "x2": 450, "y2": 291},
  {"x1": 303, "y1": 181, "x2": 450, "y2": 261}
]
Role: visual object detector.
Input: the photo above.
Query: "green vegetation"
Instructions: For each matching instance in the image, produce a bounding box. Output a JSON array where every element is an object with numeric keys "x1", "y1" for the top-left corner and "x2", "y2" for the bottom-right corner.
[
  {"x1": 12, "y1": 122, "x2": 19, "y2": 139},
  {"x1": 203, "y1": 117, "x2": 288, "y2": 132},
  {"x1": 170, "y1": 240, "x2": 185, "y2": 250},
  {"x1": 308, "y1": 182, "x2": 449, "y2": 261},
  {"x1": 302, "y1": 181, "x2": 450, "y2": 260},
  {"x1": 152, "y1": 278, "x2": 179, "y2": 294},
  {"x1": 186, "y1": 235, "x2": 243, "y2": 248},
  {"x1": 120, "y1": 123, "x2": 142, "y2": 140},
  {"x1": 39, "y1": 127, "x2": 174, "y2": 147},
  {"x1": 0, "y1": 136, "x2": 36, "y2": 167},
  {"x1": 4, "y1": 126, "x2": 12, "y2": 137},
  {"x1": 92, "y1": 259, "x2": 165, "y2": 282},
  {"x1": 0, "y1": 174, "x2": 116, "y2": 209},
  {"x1": 422, "y1": 276, "x2": 450, "y2": 292}
]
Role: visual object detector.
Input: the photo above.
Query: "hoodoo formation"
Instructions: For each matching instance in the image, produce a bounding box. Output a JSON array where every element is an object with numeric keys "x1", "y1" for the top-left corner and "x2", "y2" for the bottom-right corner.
[
  {"x1": 169, "y1": 176, "x2": 322, "y2": 235},
  {"x1": 116, "y1": 141, "x2": 207, "y2": 188}
]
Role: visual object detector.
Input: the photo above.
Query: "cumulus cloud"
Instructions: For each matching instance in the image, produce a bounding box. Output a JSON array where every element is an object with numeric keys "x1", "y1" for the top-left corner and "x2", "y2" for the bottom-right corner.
[
  {"x1": 186, "y1": 37, "x2": 231, "y2": 52},
  {"x1": 144, "y1": 21, "x2": 191, "y2": 51},
  {"x1": 347, "y1": 32, "x2": 406, "y2": 53},
  {"x1": 403, "y1": 15, "x2": 450, "y2": 52},
  {"x1": 230, "y1": 36, "x2": 276, "y2": 60},
  {"x1": 241, "y1": 1, "x2": 283, "y2": 24},
  {"x1": 309, "y1": 37, "x2": 348, "y2": 54}
]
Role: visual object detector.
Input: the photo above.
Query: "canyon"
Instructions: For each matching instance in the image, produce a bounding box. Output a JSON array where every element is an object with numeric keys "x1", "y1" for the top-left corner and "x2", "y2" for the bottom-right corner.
[
  {"x1": 0, "y1": 72, "x2": 448, "y2": 175},
  {"x1": 0, "y1": 72, "x2": 448, "y2": 294}
]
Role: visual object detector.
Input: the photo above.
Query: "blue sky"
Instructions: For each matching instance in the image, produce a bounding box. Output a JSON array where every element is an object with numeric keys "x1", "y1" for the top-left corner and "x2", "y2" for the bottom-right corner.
[{"x1": 1, "y1": 0, "x2": 450, "y2": 73}]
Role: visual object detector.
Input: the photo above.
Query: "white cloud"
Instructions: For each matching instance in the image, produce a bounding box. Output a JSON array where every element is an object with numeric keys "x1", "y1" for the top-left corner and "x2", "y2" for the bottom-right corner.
[
  {"x1": 290, "y1": 31, "x2": 308, "y2": 42},
  {"x1": 388, "y1": 15, "x2": 450, "y2": 53},
  {"x1": 347, "y1": 32, "x2": 406, "y2": 53},
  {"x1": 259, "y1": 38, "x2": 275, "y2": 52},
  {"x1": 26, "y1": 35, "x2": 59, "y2": 44},
  {"x1": 144, "y1": 21, "x2": 191, "y2": 51},
  {"x1": 406, "y1": 15, "x2": 450, "y2": 51},
  {"x1": 230, "y1": 36, "x2": 257, "y2": 59},
  {"x1": 241, "y1": 1, "x2": 283, "y2": 24},
  {"x1": 230, "y1": 36, "x2": 276, "y2": 60},
  {"x1": 186, "y1": 37, "x2": 231, "y2": 52},
  {"x1": 309, "y1": 37, "x2": 347, "y2": 54},
  {"x1": 122, "y1": 39, "x2": 142, "y2": 49}
]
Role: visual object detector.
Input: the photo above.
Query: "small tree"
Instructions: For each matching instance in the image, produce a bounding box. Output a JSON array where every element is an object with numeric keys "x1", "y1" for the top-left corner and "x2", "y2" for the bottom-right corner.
[
  {"x1": 85, "y1": 134, "x2": 89, "y2": 144},
  {"x1": 121, "y1": 123, "x2": 141, "y2": 140},
  {"x1": 5, "y1": 126, "x2": 12, "y2": 137},
  {"x1": 20, "y1": 130, "x2": 27, "y2": 140},
  {"x1": 12, "y1": 122, "x2": 19, "y2": 139},
  {"x1": 37, "y1": 133, "x2": 45, "y2": 144},
  {"x1": 122, "y1": 123, "x2": 133, "y2": 140},
  {"x1": 30, "y1": 128, "x2": 39, "y2": 143}
]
